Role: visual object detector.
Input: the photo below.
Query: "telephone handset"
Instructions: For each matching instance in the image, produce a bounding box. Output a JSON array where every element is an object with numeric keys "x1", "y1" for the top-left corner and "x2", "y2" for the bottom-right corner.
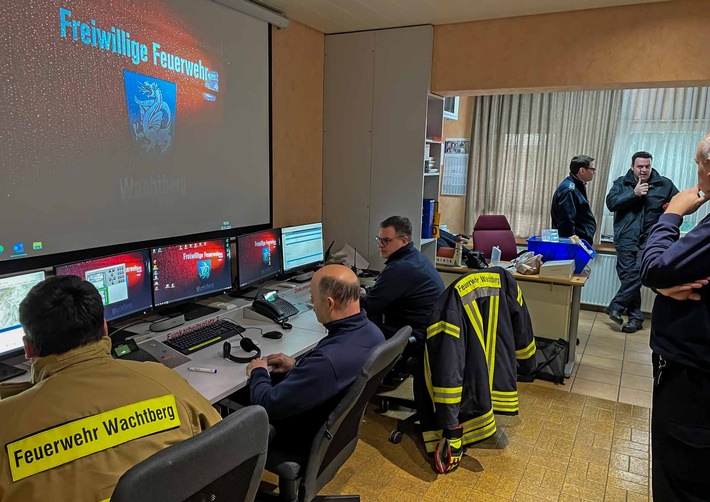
[{"x1": 251, "y1": 291, "x2": 298, "y2": 323}]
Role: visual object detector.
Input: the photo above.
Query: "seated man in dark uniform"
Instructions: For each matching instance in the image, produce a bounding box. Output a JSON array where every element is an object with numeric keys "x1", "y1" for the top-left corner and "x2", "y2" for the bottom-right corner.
[{"x1": 246, "y1": 264, "x2": 384, "y2": 453}]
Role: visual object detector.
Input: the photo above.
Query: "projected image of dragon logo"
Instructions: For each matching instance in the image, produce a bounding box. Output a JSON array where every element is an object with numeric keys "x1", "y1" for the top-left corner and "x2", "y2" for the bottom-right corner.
[{"x1": 123, "y1": 70, "x2": 176, "y2": 155}]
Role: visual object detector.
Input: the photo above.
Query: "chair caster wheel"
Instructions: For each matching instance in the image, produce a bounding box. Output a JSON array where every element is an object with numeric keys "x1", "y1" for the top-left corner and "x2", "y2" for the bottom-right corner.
[
  {"x1": 377, "y1": 399, "x2": 389, "y2": 413},
  {"x1": 389, "y1": 430, "x2": 403, "y2": 444}
]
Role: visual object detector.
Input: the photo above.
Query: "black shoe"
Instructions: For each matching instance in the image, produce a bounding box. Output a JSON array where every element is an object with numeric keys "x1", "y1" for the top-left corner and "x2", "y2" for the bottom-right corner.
[
  {"x1": 603, "y1": 306, "x2": 623, "y2": 325},
  {"x1": 622, "y1": 319, "x2": 643, "y2": 333}
]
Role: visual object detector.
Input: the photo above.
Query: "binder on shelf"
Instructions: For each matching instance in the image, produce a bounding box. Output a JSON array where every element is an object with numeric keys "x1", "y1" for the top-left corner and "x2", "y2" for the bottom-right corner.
[{"x1": 422, "y1": 198, "x2": 435, "y2": 239}]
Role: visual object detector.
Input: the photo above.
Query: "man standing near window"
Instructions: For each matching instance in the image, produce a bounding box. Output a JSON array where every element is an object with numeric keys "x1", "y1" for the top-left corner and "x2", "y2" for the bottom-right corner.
[
  {"x1": 605, "y1": 151, "x2": 678, "y2": 333},
  {"x1": 550, "y1": 155, "x2": 597, "y2": 245}
]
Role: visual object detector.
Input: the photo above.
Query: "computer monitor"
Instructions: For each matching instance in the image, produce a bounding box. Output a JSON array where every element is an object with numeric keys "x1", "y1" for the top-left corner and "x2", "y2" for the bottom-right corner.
[
  {"x1": 281, "y1": 222, "x2": 324, "y2": 280},
  {"x1": 236, "y1": 229, "x2": 282, "y2": 293},
  {"x1": 0, "y1": 270, "x2": 45, "y2": 381},
  {"x1": 55, "y1": 250, "x2": 153, "y2": 323},
  {"x1": 151, "y1": 239, "x2": 231, "y2": 320}
]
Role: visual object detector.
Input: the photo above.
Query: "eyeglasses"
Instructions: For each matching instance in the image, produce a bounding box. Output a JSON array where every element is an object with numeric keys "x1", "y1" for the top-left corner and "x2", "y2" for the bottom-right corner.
[
  {"x1": 584, "y1": 167, "x2": 597, "y2": 172},
  {"x1": 374, "y1": 235, "x2": 405, "y2": 246}
]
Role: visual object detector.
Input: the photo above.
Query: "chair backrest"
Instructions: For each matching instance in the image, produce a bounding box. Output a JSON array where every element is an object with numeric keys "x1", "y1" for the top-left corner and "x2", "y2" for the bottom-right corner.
[
  {"x1": 301, "y1": 326, "x2": 412, "y2": 498},
  {"x1": 110, "y1": 405, "x2": 269, "y2": 502},
  {"x1": 472, "y1": 214, "x2": 518, "y2": 261}
]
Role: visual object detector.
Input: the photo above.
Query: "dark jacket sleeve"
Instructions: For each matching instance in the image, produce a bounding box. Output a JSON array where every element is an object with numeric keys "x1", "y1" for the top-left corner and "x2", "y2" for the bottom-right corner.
[
  {"x1": 506, "y1": 275, "x2": 536, "y2": 376},
  {"x1": 553, "y1": 188, "x2": 577, "y2": 238},
  {"x1": 606, "y1": 177, "x2": 639, "y2": 212},
  {"x1": 641, "y1": 213, "x2": 710, "y2": 289},
  {"x1": 360, "y1": 264, "x2": 404, "y2": 318},
  {"x1": 425, "y1": 303, "x2": 467, "y2": 430},
  {"x1": 249, "y1": 353, "x2": 338, "y2": 421}
]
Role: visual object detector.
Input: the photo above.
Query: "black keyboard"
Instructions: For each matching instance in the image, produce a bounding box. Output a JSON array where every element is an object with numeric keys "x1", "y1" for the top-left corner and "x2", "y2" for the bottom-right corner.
[
  {"x1": 117, "y1": 349, "x2": 159, "y2": 363},
  {"x1": 164, "y1": 320, "x2": 245, "y2": 355}
]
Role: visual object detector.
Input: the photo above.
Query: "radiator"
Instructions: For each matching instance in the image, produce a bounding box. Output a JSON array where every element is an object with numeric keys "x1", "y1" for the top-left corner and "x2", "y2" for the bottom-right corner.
[{"x1": 580, "y1": 253, "x2": 656, "y2": 313}]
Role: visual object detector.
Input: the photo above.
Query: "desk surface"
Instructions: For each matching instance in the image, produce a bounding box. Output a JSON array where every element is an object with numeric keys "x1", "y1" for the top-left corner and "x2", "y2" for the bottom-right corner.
[
  {"x1": 436, "y1": 264, "x2": 588, "y2": 287},
  {"x1": 3, "y1": 285, "x2": 327, "y2": 405}
]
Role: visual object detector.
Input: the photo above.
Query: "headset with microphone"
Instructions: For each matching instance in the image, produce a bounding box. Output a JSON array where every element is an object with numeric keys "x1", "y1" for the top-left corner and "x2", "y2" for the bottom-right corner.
[{"x1": 222, "y1": 336, "x2": 261, "y2": 364}]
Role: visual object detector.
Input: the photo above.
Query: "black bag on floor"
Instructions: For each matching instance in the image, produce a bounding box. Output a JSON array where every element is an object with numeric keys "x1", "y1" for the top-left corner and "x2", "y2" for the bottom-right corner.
[{"x1": 517, "y1": 337, "x2": 568, "y2": 385}]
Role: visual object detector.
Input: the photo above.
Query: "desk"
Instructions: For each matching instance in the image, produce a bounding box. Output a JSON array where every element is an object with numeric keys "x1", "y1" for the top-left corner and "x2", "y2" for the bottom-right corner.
[
  {"x1": 3, "y1": 288, "x2": 328, "y2": 404},
  {"x1": 437, "y1": 265, "x2": 588, "y2": 377}
]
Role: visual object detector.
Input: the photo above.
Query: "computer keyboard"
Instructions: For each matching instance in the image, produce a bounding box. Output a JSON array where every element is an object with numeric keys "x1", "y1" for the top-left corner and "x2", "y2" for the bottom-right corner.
[
  {"x1": 117, "y1": 349, "x2": 159, "y2": 363},
  {"x1": 164, "y1": 319, "x2": 245, "y2": 355}
]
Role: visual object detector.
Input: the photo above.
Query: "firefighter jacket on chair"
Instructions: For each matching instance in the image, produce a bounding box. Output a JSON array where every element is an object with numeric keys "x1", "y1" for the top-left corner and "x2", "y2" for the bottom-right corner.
[{"x1": 420, "y1": 266, "x2": 536, "y2": 454}]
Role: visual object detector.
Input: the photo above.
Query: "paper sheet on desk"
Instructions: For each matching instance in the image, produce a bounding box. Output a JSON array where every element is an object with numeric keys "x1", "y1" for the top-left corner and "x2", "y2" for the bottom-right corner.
[{"x1": 329, "y1": 244, "x2": 369, "y2": 270}]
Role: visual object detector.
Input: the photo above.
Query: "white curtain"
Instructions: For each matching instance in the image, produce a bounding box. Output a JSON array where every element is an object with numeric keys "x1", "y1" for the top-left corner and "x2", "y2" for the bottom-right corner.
[
  {"x1": 466, "y1": 91, "x2": 622, "y2": 241},
  {"x1": 600, "y1": 87, "x2": 710, "y2": 237}
]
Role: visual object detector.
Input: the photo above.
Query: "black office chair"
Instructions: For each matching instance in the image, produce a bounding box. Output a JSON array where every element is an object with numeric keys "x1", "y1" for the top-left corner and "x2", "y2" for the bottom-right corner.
[
  {"x1": 259, "y1": 326, "x2": 412, "y2": 502},
  {"x1": 111, "y1": 405, "x2": 270, "y2": 502}
]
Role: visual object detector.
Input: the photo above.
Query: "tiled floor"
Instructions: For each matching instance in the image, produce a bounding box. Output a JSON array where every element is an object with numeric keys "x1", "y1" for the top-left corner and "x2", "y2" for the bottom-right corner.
[
  {"x1": 535, "y1": 310, "x2": 654, "y2": 408},
  {"x1": 311, "y1": 309, "x2": 656, "y2": 501}
]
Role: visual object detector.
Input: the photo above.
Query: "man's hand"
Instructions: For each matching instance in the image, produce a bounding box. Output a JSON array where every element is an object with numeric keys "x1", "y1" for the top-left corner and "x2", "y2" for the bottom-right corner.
[
  {"x1": 266, "y1": 353, "x2": 296, "y2": 374},
  {"x1": 665, "y1": 186, "x2": 710, "y2": 216},
  {"x1": 246, "y1": 357, "x2": 268, "y2": 377},
  {"x1": 656, "y1": 278, "x2": 710, "y2": 301},
  {"x1": 634, "y1": 179, "x2": 649, "y2": 197}
]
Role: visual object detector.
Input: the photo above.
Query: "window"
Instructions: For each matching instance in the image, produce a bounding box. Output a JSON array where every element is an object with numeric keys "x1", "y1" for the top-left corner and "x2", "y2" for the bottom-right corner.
[{"x1": 444, "y1": 97, "x2": 459, "y2": 120}]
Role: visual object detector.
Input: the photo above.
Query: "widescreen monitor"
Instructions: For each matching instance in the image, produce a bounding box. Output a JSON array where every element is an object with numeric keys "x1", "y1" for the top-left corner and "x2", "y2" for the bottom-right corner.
[
  {"x1": 281, "y1": 222, "x2": 324, "y2": 273},
  {"x1": 55, "y1": 250, "x2": 153, "y2": 322},
  {"x1": 151, "y1": 238, "x2": 231, "y2": 307},
  {"x1": 0, "y1": 270, "x2": 46, "y2": 359},
  {"x1": 236, "y1": 229, "x2": 281, "y2": 290}
]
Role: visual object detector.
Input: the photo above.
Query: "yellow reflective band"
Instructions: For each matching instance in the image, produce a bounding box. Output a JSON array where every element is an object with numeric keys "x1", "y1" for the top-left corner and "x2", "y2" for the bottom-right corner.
[
  {"x1": 189, "y1": 337, "x2": 221, "y2": 351},
  {"x1": 432, "y1": 386, "x2": 463, "y2": 394},
  {"x1": 426, "y1": 321, "x2": 460, "y2": 339},
  {"x1": 6, "y1": 395, "x2": 180, "y2": 482},
  {"x1": 492, "y1": 403, "x2": 519, "y2": 412},
  {"x1": 433, "y1": 396, "x2": 462, "y2": 404},
  {"x1": 516, "y1": 285, "x2": 523, "y2": 306},
  {"x1": 516, "y1": 339, "x2": 537, "y2": 360},
  {"x1": 491, "y1": 395, "x2": 518, "y2": 402},
  {"x1": 423, "y1": 347, "x2": 436, "y2": 413},
  {"x1": 491, "y1": 389, "x2": 517, "y2": 396},
  {"x1": 464, "y1": 303, "x2": 485, "y2": 351},
  {"x1": 486, "y1": 296, "x2": 499, "y2": 392},
  {"x1": 455, "y1": 273, "x2": 501, "y2": 297}
]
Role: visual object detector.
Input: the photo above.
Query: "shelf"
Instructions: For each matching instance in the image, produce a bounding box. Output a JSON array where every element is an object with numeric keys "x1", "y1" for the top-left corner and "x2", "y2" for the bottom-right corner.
[
  {"x1": 424, "y1": 172, "x2": 440, "y2": 177},
  {"x1": 425, "y1": 139, "x2": 443, "y2": 144},
  {"x1": 421, "y1": 238, "x2": 437, "y2": 245}
]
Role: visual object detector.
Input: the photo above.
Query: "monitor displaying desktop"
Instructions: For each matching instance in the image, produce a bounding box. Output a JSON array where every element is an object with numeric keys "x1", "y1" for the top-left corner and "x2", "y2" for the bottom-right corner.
[
  {"x1": 237, "y1": 229, "x2": 282, "y2": 289},
  {"x1": 55, "y1": 250, "x2": 153, "y2": 322},
  {"x1": 281, "y1": 222, "x2": 324, "y2": 274},
  {"x1": 0, "y1": 270, "x2": 46, "y2": 359},
  {"x1": 152, "y1": 239, "x2": 231, "y2": 307}
]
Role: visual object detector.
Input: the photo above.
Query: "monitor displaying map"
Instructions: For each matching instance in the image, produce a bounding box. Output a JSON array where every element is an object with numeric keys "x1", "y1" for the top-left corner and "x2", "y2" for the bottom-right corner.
[{"x1": 0, "y1": 271, "x2": 46, "y2": 359}]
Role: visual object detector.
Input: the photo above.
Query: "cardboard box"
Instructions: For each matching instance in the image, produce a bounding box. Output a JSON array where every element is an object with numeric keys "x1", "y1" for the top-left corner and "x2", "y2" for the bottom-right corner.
[{"x1": 539, "y1": 259, "x2": 575, "y2": 280}]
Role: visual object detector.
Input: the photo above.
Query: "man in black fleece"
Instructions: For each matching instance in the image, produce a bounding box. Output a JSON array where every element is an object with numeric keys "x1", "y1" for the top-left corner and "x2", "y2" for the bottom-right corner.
[
  {"x1": 246, "y1": 264, "x2": 384, "y2": 453},
  {"x1": 640, "y1": 132, "x2": 710, "y2": 501},
  {"x1": 360, "y1": 215, "x2": 445, "y2": 342}
]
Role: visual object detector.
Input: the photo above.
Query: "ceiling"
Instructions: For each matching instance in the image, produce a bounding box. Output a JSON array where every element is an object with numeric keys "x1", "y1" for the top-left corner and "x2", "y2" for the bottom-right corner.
[{"x1": 258, "y1": 0, "x2": 669, "y2": 34}]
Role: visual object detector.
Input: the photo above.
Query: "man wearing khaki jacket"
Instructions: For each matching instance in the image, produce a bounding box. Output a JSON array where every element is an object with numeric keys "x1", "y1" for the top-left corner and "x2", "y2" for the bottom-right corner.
[{"x1": 0, "y1": 275, "x2": 222, "y2": 502}]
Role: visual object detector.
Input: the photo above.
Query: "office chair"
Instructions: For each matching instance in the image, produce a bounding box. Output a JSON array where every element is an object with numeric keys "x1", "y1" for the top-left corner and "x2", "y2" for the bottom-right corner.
[
  {"x1": 471, "y1": 214, "x2": 518, "y2": 261},
  {"x1": 111, "y1": 405, "x2": 270, "y2": 502},
  {"x1": 259, "y1": 326, "x2": 412, "y2": 502}
]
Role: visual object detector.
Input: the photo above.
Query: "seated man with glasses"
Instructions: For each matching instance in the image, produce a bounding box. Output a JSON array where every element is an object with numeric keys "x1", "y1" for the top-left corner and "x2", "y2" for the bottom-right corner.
[
  {"x1": 550, "y1": 154, "x2": 597, "y2": 245},
  {"x1": 361, "y1": 215, "x2": 444, "y2": 343}
]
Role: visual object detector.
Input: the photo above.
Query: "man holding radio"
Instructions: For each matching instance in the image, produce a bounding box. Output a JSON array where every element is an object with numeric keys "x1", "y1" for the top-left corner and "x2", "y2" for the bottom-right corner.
[{"x1": 605, "y1": 151, "x2": 678, "y2": 333}]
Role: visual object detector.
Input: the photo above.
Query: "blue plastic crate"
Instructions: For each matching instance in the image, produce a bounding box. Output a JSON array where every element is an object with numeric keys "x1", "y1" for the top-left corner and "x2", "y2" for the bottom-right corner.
[{"x1": 527, "y1": 236, "x2": 596, "y2": 274}]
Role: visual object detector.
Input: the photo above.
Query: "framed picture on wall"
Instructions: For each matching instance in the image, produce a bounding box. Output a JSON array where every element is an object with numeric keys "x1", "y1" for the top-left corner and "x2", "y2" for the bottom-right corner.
[{"x1": 444, "y1": 97, "x2": 459, "y2": 120}]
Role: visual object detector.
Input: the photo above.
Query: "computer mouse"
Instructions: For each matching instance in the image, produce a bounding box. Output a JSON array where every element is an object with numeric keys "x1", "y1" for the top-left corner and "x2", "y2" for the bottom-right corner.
[{"x1": 263, "y1": 330, "x2": 284, "y2": 340}]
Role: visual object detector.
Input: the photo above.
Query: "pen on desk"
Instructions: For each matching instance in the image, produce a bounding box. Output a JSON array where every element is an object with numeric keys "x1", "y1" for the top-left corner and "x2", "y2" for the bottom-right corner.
[{"x1": 188, "y1": 367, "x2": 217, "y2": 374}]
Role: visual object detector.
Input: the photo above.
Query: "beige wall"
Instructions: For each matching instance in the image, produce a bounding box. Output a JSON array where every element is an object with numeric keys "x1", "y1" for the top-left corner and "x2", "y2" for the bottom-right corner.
[
  {"x1": 439, "y1": 96, "x2": 474, "y2": 235},
  {"x1": 432, "y1": 0, "x2": 710, "y2": 95},
  {"x1": 271, "y1": 21, "x2": 324, "y2": 227}
]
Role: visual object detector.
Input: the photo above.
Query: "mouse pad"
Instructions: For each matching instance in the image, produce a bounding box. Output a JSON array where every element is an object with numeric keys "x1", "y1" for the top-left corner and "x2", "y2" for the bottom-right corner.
[{"x1": 139, "y1": 340, "x2": 190, "y2": 368}]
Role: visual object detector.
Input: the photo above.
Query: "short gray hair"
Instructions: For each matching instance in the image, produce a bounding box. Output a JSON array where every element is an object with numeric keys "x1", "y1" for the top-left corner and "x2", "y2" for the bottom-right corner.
[
  {"x1": 317, "y1": 276, "x2": 360, "y2": 305},
  {"x1": 699, "y1": 136, "x2": 710, "y2": 165}
]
